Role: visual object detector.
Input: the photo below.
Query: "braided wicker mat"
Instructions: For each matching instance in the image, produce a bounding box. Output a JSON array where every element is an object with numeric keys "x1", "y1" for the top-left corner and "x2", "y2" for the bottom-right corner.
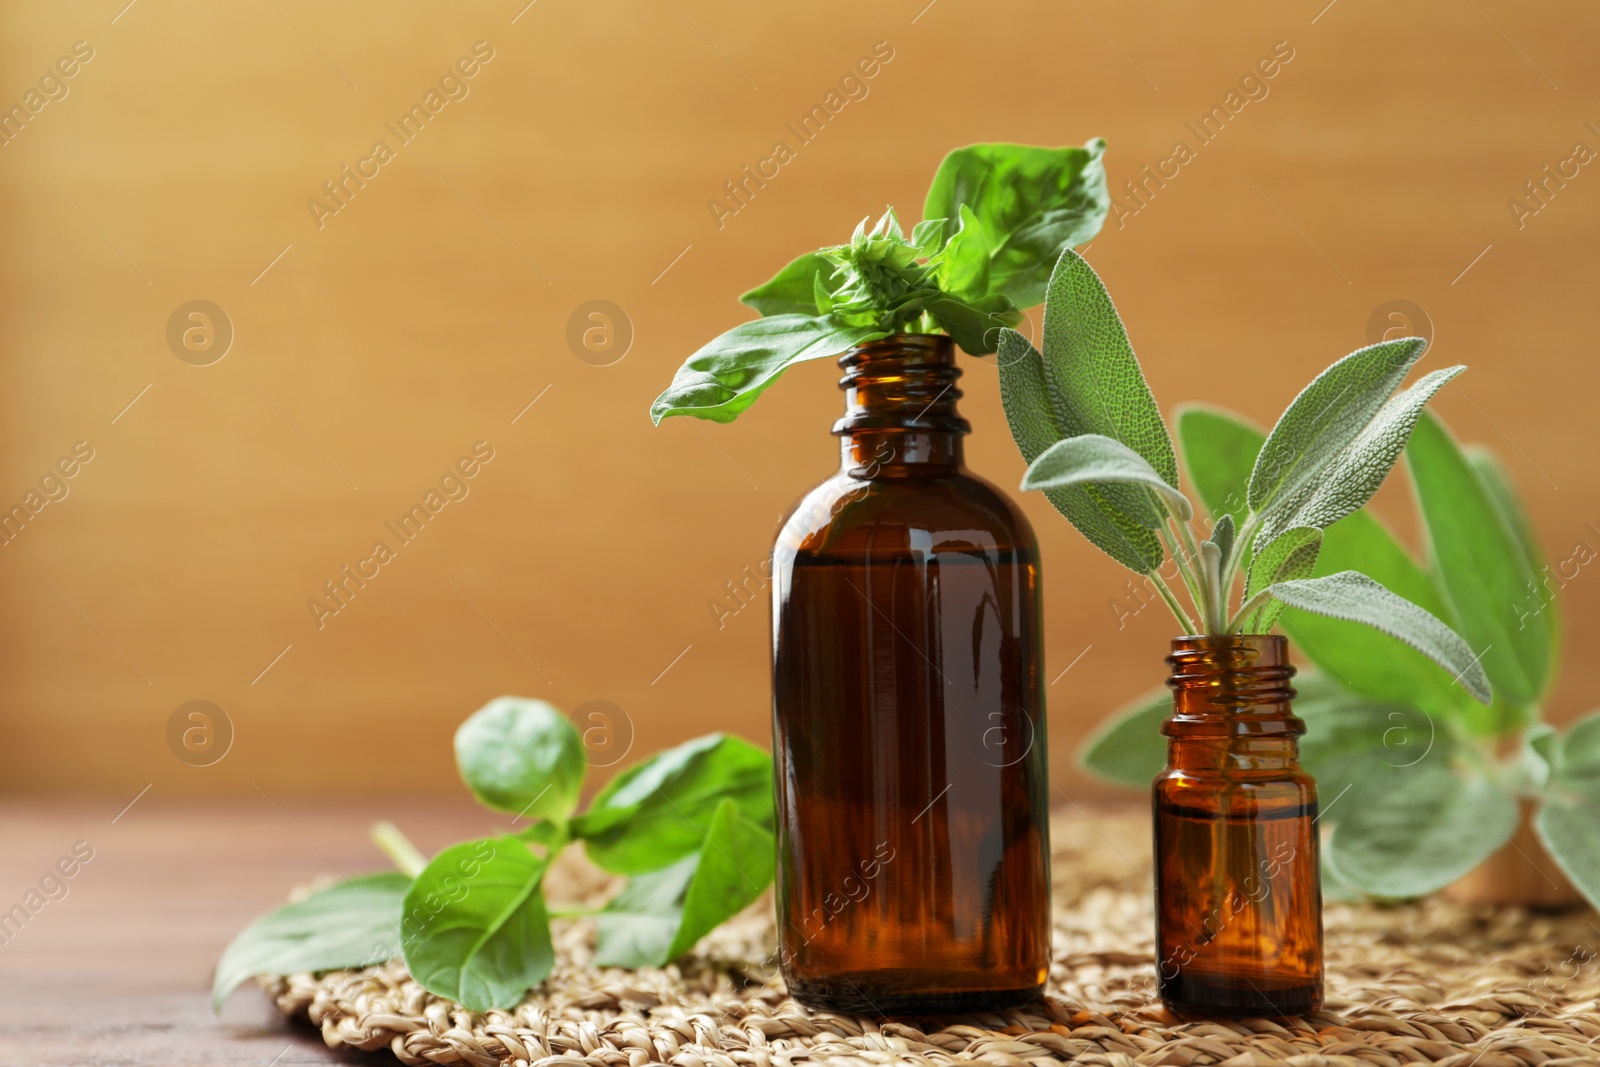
[{"x1": 266, "y1": 807, "x2": 1600, "y2": 1067}]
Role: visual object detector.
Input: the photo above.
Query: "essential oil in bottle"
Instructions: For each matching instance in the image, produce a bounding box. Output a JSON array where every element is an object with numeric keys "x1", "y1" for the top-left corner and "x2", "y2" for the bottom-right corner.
[
  {"x1": 1153, "y1": 634, "x2": 1323, "y2": 1017},
  {"x1": 770, "y1": 334, "x2": 1051, "y2": 1015}
]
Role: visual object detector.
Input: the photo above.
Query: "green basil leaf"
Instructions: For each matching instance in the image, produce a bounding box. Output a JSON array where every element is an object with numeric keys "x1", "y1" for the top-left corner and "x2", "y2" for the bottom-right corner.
[
  {"x1": 1248, "y1": 338, "x2": 1427, "y2": 521},
  {"x1": 922, "y1": 139, "x2": 1109, "y2": 308},
  {"x1": 455, "y1": 697, "x2": 585, "y2": 822},
  {"x1": 910, "y1": 217, "x2": 946, "y2": 257},
  {"x1": 400, "y1": 836, "x2": 552, "y2": 1011},
  {"x1": 872, "y1": 206, "x2": 906, "y2": 240},
  {"x1": 1267, "y1": 571, "x2": 1490, "y2": 705},
  {"x1": 594, "y1": 856, "x2": 698, "y2": 968},
  {"x1": 1021, "y1": 433, "x2": 1190, "y2": 523},
  {"x1": 1281, "y1": 511, "x2": 1482, "y2": 727},
  {"x1": 212, "y1": 872, "x2": 409, "y2": 1012},
  {"x1": 650, "y1": 314, "x2": 882, "y2": 424},
  {"x1": 1077, "y1": 684, "x2": 1169, "y2": 788},
  {"x1": 1175, "y1": 405, "x2": 1263, "y2": 533},
  {"x1": 593, "y1": 798, "x2": 775, "y2": 967},
  {"x1": 996, "y1": 329, "x2": 1163, "y2": 573},
  {"x1": 925, "y1": 292, "x2": 1020, "y2": 356},
  {"x1": 740, "y1": 252, "x2": 842, "y2": 317},
  {"x1": 1325, "y1": 760, "x2": 1514, "y2": 898},
  {"x1": 1243, "y1": 526, "x2": 1322, "y2": 631},
  {"x1": 812, "y1": 270, "x2": 836, "y2": 315},
  {"x1": 1258, "y1": 366, "x2": 1464, "y2": 543},
  {"x1": 936, "y1": 204, "x2": 993, "y2": 300},
  {"x1": 1407, "y1": 411, "x2": 1552, "y2": 712},
  {"x1": 572, "y1": 733, "x2": 773, "y2": 875}
]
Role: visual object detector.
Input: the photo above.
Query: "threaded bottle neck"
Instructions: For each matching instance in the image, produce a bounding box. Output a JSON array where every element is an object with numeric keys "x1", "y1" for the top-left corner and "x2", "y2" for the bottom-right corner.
[
  {"x1": 834, "y1": 334, "x2": 966, "y2": 473},
  {"x1": 1163, "y1": 634, "x2": 1302, "y2": 739},
  {"x1": 833, "y1": 334, "x2": 969, "y2": 435}
]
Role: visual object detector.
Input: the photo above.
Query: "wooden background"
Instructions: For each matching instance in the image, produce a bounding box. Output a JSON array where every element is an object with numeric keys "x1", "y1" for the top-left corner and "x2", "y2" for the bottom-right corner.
[{"x1": 2, "y1": 0, "x2": 1596, "y2": 799}]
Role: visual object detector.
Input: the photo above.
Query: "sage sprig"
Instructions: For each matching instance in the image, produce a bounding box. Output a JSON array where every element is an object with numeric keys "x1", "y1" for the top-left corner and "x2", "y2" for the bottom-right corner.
[
  {"x1": 1000, "y1": 246, "x2": 1489, "y2": 706},
  {"x1": 651, "y1": 140, "x2": 1109, "y2": 424},
  {"x1": 1079, "y1": 412, "x2": 1600, "y2": 908},
  {"x1": 213, "y1": 698, "x2": 774, "y2": 1013}
]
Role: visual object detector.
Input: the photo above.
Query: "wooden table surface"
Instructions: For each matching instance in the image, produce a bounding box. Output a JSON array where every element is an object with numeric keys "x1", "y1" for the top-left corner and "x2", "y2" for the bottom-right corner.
[{"x1": 0, "y1": 794, "x2": 535, "y2": 1066}]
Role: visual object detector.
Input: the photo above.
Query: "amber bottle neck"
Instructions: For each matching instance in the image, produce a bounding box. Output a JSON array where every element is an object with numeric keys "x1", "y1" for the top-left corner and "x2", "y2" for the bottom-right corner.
[
  {"x1": 1163, "y1": 634, "x2": 1303, "y2": 770},
  {"x1": 834, "y1": 334, "x2": 967, "y2": 473}
]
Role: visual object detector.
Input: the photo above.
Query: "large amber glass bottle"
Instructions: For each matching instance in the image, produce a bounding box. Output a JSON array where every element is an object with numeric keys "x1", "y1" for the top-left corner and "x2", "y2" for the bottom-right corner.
[
  {"x1": 1154, "y1": 635, "x2": 1323, "y2": 1017},
  {"x1": 770, "y1": 334, "x2": 1050, "y2": 1015}
]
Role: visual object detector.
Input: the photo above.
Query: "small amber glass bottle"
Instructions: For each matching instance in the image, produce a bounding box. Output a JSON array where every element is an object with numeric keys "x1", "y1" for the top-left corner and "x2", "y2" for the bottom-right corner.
[
  {"x1": 770, "y1": 334, "x2": 1050, "y2": 1015},
  {"x1": 1154, "y1": 634, "x2": 1323, "y2": 1017}
]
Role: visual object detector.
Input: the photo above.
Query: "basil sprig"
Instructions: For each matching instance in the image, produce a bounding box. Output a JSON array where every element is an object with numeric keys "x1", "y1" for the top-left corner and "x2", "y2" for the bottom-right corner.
[
  {"x1": 213, "y1": 698, "x2": 775, "y2": 1013},
  {"x1": 650, "y1": 139, "x2": 1109, "y2": 424}
]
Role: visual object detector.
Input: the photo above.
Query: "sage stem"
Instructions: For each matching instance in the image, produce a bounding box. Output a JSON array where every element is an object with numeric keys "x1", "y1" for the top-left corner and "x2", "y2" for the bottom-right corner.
[{"x1": 1149, "y1": 568, "x2": 1200, "y2": 635}]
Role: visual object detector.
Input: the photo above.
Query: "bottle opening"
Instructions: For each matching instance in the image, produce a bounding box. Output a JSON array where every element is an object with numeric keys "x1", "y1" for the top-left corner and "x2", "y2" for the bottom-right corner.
[
  {"x1": 1163, "y1": 634, "x2": 1301, "y2": 735},
  {"x1": 833, "y1": 334, "x2": 969, "y2": 436}
]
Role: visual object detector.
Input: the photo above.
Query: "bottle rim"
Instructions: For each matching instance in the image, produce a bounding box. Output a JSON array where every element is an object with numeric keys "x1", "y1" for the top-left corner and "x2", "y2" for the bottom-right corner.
[
  {"x1": 833, "y1": 333, "x2": 968, "y2": 436},
  {"x1": 1163, "y1": 633, "x2": 1302, "y2": 736}
]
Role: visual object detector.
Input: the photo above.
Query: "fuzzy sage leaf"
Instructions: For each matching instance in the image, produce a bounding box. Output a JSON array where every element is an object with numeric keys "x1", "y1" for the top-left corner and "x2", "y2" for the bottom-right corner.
[
  {"x1": 1248, "y1": 338, "x2": 1427, "y2": 523},
  {"x1": 1000, "y1": 247, "x2": 1178, "y2": 575},
  {"x1": 1209, "y1": 513, "x2": 1235, "y2": 570},
  {"x1": 1020, "y1": 434, "x2": 1191, "y2": 523},
  {"x1": 1243, "y1": 526, "x2": 1322, "y2": 631},
  {"x1": 998, "y1": 329, "x2": 1163, "y2": 572},
  {"x1": 1037, "y1": 250, "x2": 1178, "y2": 485},
  {"x1": 1181, "y1": 405, "x2": 1483, "y2": 718},
  {"x1": 1178, "y1": 405, "x2": 1263, "y2": 533},
  {"x1": 1265, "y1": 571, "x2": 1491, "y2": 704},
  {"x1": 1407, "y1": 411, "x2": 1552, "y2": 713},
  {"x1": 1006, "y1": 254, "x2": 1472, "y2": 659},
  {"x1": 1325, "y1": 761, "x2": 1514, "y2": 898},
  {"x1": 1470, "y1": 445, "x2": 1554, "y2": 632},
  {"x1": 1256, "y1": 365, "x2": 1465, "y2": 544},
  {"x1": 1292, "y1": 689, "x2": 1444, "y2": 810},
  {"x1": 1536, "y1": 713, "x2": 1600, "y2": 909},
  {"x1": 1288, "y1": 510, "x2": 1483, "y2": 722},
  {"x1": 1077, "y1": 685, "x2": 1172, "y2": 789}
]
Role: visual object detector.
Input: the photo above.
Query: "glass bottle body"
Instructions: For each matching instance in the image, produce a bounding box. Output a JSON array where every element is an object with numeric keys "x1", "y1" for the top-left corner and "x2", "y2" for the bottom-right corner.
[
  {"x1": 770, "y1": 335, "x2": 1050, "y2": 1014},
  {"x1": 1153, "y1": 634, "x2": 1323, "y2": 1017}
]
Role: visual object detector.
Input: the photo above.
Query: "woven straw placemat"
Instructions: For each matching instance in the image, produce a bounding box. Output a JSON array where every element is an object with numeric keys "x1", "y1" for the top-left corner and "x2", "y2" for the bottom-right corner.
[{"x1": 267, "y1": 807, "x2": 1600, "y2": 1066}]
